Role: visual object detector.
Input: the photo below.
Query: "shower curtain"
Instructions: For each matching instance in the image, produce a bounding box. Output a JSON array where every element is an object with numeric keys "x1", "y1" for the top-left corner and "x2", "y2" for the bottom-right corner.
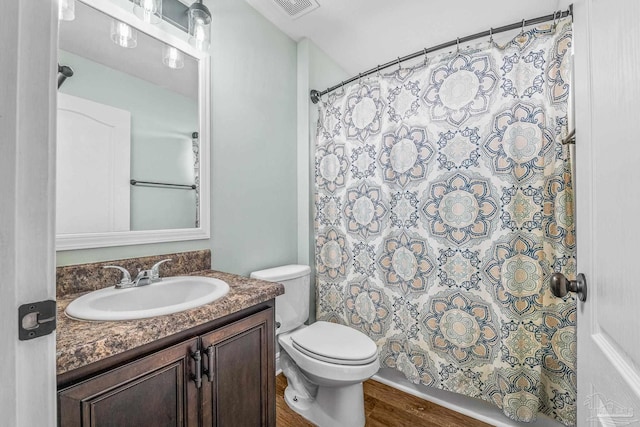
[{"x1": 314, "y1": 19, "x2": 575, "y2": 425}]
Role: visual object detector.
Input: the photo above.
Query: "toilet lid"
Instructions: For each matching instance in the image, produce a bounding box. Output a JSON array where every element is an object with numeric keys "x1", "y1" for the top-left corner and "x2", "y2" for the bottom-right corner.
[{"x1": 290, "y1": 321, "x2": 378, "y2": 366}]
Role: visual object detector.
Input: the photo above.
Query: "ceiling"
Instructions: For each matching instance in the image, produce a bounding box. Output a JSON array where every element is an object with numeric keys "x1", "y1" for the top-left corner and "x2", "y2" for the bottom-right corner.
[{"x1": 245, "y1": 0, "x2": 571, "y2": 76}]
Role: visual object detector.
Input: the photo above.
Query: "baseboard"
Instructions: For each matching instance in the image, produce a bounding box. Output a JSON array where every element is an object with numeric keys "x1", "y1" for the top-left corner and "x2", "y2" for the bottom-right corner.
[{"x1": 372, "y1": 368, "x2": 564, "y2": 427}]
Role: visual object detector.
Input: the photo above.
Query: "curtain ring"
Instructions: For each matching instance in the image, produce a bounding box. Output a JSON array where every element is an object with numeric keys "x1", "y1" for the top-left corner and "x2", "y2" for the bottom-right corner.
[
  {"x1": 397, "y1": 57, "x2": 402, "y2": 71},
  {"x1": 358, "y1": 72, "x2": 362, "y2": 85},
  {"x1": 456, "y1": 37, "x2": 460, "y2": 53},
  {"x1": 423, "y1": 48, "x2": 428, "y2": 65},
  {"x1": 376, "y1": 65, "x2": 382, "y2": 78},
  {"x1": 489, "y1": 27, "x2": 494, "y2": 44},
  {"x1": 553, "y1": 10, "x2": 559, "y2": 29},
  {"x1": 521, "y1": 19, "x2": 526, "y2": 35}
]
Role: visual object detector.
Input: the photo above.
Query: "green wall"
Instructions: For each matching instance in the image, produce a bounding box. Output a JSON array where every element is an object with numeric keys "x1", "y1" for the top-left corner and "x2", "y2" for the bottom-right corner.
[
  {"x1": 209, "y1": 0, "x2": 298, "y2": 275},
  {"x1": 57, "y1": 0, "x2": 299, "y2": 276}
]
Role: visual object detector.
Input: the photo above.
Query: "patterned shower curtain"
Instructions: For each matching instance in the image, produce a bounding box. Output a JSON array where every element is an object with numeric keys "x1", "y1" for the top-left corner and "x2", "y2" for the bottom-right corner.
[{"x1": 314, "y1": 19, "x2": 575, "y2": 425}]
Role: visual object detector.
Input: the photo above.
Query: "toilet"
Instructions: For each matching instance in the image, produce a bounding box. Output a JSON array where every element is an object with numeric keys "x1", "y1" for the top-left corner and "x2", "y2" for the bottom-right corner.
[{"x1": 250, "y1": 265, "x2": 380, "y2": 427}]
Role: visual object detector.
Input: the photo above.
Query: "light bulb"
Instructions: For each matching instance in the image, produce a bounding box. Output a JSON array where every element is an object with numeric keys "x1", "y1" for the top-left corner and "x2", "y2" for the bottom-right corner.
[
  {"x1": 133, "y1": 0, "x2": 162, "y2": 24},
  {"x1": 59, "y1": 0, "x2": 75, "y2": 21},
  {"x1": 110, "y1": 20, "x2": 137, "y2": 48},
  {"x1": 194, "y1": 25, "x2": 205, "y2": 41},
  {"x1": 162, "y1": 45, "x2": 184, "y2": 70}
]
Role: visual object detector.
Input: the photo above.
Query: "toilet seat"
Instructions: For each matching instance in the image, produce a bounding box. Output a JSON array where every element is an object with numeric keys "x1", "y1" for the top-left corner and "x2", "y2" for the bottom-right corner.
[
  {"x1": 279, "y1": 325, "x2": 380, "y2": 384},
  {"x1": 290, "y1": 321, "x2": 378, "y2": 366}
]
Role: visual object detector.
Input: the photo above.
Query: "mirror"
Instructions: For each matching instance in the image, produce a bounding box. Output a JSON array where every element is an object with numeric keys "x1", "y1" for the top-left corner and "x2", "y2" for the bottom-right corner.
[{"x1": 56, "y1": 0, "x2": 210, "y2": 250}]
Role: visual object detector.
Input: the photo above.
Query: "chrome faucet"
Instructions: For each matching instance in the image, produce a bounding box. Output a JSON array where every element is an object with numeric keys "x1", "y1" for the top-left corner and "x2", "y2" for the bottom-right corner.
[
  {"x1": 132, "y1": 269, "x2": 153, "y2": 287},
  {"x1": 103, "y1": 259, "x2": 172, "y2": 289}
]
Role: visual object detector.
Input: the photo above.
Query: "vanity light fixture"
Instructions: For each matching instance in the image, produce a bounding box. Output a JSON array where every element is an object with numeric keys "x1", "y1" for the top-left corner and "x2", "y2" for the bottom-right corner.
[
  {"x1": 129, "y1": 0, "x2": 212, "y2": 53},
  {"x1": 110, "y1": 19, "x2": 138, "y2": 48},
  {"x1": 132, "y1": 0, "x2": 162, "y2": 24},
  {"x1": 162, "y1": 44, "x2": 185, "y2": 69},
  {"x1": 58, "y1": 0, "x2": 75, "y2": 21}
]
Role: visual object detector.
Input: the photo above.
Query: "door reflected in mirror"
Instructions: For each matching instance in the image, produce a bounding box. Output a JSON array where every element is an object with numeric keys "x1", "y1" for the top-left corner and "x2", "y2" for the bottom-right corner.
[{"x1": 56, "y1": 0, "x2": 210, "y2": 250}]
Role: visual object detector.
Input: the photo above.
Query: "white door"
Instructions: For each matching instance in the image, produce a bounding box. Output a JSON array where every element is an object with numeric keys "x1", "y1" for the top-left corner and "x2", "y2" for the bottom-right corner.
[
  {"x1": 57, "y1": 93, "x2": 131, "y2": 234},
  {"x1": 0, "y1": 0, "x2": 57, "y2": 426},
  {"x1": 574, "y1": 0, "x2": 640, "y2": 425}
]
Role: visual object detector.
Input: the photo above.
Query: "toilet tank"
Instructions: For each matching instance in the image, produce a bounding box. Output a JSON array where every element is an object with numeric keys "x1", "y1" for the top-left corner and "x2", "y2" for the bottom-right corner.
[{"x1": 250, "y1": 265, "x2": 310, "y2": 335}]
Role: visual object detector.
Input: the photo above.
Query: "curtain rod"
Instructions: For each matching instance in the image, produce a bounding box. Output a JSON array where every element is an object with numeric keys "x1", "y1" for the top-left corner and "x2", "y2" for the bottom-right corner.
[{"x1": 310, "y1": 5, "x2": 573, "y2": 104}]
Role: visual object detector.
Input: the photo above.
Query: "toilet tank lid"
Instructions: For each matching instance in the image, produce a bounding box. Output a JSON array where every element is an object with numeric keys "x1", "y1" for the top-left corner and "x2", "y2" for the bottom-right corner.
[{"x1": 250, "y1": 265, "x2": 311, "y2": 281}]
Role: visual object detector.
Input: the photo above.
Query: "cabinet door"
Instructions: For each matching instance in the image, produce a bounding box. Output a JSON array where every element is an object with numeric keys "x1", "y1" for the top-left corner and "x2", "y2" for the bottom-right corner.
[
  {"x1": 200, "y1": 308, "x2": 275, "y2": 427},
  {"x1": 58, "y1": 338, "x2": 200, "y2": 427}
]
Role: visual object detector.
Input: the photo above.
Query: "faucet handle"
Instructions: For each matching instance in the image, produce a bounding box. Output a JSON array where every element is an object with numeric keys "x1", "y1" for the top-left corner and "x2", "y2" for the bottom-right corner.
[
  {"x1": 103, "y1": 266, "x2": 133, "y2": 287},
  {"x1": 150, "y1": 258, "x2": 172, "y2": 280}
]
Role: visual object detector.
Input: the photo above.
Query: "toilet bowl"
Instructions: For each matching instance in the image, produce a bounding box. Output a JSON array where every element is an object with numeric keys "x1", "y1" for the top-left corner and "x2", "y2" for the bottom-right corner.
[
  {"x1": 250, "y1": 265, "x2": 380, "y2": 427},
  {"x1": 278, "y1": 322, "x2": 379, "y2": 427}
]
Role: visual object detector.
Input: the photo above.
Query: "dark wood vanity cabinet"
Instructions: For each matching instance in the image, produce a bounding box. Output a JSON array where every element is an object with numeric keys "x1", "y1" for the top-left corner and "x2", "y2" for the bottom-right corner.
[
  {"x1": 58, "y1": 306, "x2": 275, "y2": 427},
  {"x1": 200, "y1": 308, "x2": 275, "y2": 426}
]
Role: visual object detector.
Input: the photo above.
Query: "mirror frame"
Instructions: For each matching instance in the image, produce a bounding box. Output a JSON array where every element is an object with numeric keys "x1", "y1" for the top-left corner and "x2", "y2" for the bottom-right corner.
[{"x1": 56, "y1": 0, "x2": 211, "y2": 250}]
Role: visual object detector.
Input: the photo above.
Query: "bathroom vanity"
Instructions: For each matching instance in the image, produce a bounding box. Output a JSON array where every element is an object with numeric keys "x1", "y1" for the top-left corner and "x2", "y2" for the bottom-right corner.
[{"x1": 56, "y1": 252, "x2": 283, "y2": 427}]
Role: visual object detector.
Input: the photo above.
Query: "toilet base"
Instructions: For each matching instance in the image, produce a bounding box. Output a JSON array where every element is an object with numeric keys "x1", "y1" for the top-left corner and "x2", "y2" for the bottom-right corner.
[{"x1": 283, "y1": 382, "x2": 366, "y2": 427}]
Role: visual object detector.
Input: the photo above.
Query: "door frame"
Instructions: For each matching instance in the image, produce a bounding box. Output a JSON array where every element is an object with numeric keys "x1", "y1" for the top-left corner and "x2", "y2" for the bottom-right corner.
[{"x1": 0, "y1": 0, "x2": 58, "y2": 425}]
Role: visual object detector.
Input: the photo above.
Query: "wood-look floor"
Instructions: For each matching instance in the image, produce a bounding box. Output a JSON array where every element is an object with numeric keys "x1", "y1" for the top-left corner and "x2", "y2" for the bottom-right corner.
[{"x1": 276, "y1": 374, "x2": 492, "y2": 427}]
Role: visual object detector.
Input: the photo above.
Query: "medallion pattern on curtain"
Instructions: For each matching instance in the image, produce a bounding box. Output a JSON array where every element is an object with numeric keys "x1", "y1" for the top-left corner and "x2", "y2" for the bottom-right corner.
[{"x1": 314, "y1": 19, "x2": 575, "y2": 425}]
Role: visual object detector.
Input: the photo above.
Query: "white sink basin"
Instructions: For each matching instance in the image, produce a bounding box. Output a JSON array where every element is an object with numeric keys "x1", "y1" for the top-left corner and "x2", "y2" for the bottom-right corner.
[{"x1": 65, "y1": 276, "x2": 229, "y2": 321}]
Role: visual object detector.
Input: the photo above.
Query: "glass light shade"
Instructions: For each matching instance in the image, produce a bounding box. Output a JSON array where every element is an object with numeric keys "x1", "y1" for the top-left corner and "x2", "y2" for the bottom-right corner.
[
  {"x1": 133, "y1": 0, "x2": 162, "y2": 24},
  {"x1": 110, "y1": 20, "x2": 138, "y2": 48},
  {"x1": 58, "y1": 0, "x2": 75, "y2": 21},
  {"x1": 188, "y1": 2, "x2": 211, "y2": 52},
  {"x1": 162, "y1": 45, "x2": 184, "y2": 69}
]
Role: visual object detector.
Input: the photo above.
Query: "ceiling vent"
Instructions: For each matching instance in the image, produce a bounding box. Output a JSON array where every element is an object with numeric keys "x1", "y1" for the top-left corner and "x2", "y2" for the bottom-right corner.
[{"x1": 272, "y1": 0, "x2": 319, "y2": 19}]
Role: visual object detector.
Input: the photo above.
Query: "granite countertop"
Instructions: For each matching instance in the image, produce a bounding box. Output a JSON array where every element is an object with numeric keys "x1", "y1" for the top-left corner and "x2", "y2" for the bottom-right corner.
[{"x1": 56, "y1": 269, "x2": 284, "y2": 376}]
